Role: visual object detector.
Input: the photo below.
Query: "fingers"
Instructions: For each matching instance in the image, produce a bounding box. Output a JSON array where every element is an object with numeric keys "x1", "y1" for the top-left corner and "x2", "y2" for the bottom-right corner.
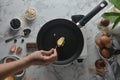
[
  {"x1": 53, "y1": 49, "x2": 57, "y2": 56},
  {"x1": 51, "y1": 49, "x2": 58, "y2": 60},
  {"x1": 31, "y1": 48, "x2": 58, "y2": 66},
  {"x1": 41, "y1": 48, "x2": 57, "y2": 57},
  {"x1": 43, "y1": 49, "x2": 57, "y2": 60},
  {"x1": 41, "y1": 48, "x2": 54, "y2": 56},
  {"x1": 48, "y1": 49, "x2": 57, "y2": 59},
  {"x1": 42, "y1": 49, "x2": 58, "y2": 64}
]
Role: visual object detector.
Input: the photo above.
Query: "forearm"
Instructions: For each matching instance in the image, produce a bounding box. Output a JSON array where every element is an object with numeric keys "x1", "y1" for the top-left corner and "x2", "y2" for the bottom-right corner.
[{"x1": 0, "y1": 57, "x2": 31, "y2": 79}]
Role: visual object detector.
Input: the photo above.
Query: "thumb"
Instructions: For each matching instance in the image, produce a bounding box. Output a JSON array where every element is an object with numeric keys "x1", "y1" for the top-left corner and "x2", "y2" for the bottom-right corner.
[{"x1": 41, "y1": 48, "x2": 54, "y2": 56}]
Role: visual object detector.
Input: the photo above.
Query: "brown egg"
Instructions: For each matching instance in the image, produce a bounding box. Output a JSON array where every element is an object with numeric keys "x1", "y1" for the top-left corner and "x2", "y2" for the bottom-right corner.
[
  {"x1": 95, "y1": 59, "x2": 105, "y2": 69},
  {"x1": 101, "y1": 48, "x2": 110, "y2": 59},
  {"x1": 105, "y1": 40, "x2": 112, "y2": 48},
  {"x1": 100, "y1": 35, "x2": 112, "y2": 48},
  {"x1": 95, "y1": 39, "x2": 104, "y2": 49},
  {"x1": 98, "y1": 18, "x2": 110, "y2": 27}
]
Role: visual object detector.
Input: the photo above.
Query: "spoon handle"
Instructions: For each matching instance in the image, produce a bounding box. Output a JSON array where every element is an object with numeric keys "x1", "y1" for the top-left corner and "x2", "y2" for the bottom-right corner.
[{"x1": 5, "y1": 35, "x2": 21, "y2": 43}]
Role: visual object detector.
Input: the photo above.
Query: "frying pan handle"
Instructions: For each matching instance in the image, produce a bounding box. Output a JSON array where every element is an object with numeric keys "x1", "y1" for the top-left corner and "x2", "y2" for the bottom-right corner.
[
  {"x1": 71, "y1": 15, "x2": 84, "y2": 23},
  {"x1": 78, "y1": 0, "x2": 108, "y2": 27}
]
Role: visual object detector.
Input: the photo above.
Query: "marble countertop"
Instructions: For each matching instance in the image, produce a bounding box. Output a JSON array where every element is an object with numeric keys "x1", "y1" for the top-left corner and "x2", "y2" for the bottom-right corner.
[{"x1": 0, "y1": 0, "x2": 114, "y2": 80}]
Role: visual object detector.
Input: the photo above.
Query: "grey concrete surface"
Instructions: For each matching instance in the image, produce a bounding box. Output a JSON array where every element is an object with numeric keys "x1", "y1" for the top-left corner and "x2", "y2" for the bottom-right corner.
[{"x1": 0, "y1": 0, "x2": 115, "y2": 80}]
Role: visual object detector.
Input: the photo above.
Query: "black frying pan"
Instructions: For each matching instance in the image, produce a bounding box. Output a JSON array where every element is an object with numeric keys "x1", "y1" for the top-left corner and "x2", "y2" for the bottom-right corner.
[{"x1": 37, "y1": 1, "x2": 108, "y2": 65}]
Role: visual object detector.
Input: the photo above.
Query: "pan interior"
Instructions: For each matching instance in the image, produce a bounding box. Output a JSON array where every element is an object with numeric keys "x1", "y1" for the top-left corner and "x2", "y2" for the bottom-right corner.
[{"x1": 37, "y1": 19, "x2": 84, "y2": 62}]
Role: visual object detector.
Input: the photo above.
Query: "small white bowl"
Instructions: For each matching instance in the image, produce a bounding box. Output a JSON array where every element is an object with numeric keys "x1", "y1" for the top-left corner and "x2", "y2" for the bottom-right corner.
[
  {"x1": 25, "y1": 7, "x2": 36, "y2": 20},
  {"x1": 10, "y1": 18, "x2": 21, "y2": 31},
  {"x1": 3, "y1": 55, "x2": 25, "y2": 80}
]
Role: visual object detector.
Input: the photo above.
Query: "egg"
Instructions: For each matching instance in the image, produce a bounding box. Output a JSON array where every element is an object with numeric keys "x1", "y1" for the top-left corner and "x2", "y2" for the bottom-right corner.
[
  {"x1": 4, "y1": 76, "x2": 14, "y2": 80},
  {"x1": 95, "y1": 59, "x2": 105, "y2": 69},
  {"x1": 105, "y1": 40, "x2": 112, "y2": 48},
  {"x1": 100, "y1": 35, "x2": 112, "y2": 48},
  {"x1": 98, "y1": 18, "x2": 110, "y2": 27},
  {"x1": 101, "y1": 48, "x2": 110, "y2": 58},
  {"x1": 95, "y1": 39, "x2": 104, "y2": 49}
]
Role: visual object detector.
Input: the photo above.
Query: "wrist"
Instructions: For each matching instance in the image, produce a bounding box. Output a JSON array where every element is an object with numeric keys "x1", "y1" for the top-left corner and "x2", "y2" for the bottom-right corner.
[{"x1": 22, "y1": 56, "x2": 32, "y2": 67}]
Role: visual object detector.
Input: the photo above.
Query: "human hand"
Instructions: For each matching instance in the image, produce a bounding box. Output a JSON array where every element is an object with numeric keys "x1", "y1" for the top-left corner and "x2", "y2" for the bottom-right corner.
[{"x1": 27, "y1": 48, "x2": 57, "y2": 66}]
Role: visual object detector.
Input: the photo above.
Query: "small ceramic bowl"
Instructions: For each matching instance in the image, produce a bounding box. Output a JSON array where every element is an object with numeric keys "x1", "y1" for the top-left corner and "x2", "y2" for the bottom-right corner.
[
  {"x1": 2, "y1": 55, "x2": 25, "y2": 80},
  {"x1": 10, "y1": 18, "x2": 21, "y2": 31},
  {"x1": 25, "y1": 7, "x2": 36, "y2": 20}
]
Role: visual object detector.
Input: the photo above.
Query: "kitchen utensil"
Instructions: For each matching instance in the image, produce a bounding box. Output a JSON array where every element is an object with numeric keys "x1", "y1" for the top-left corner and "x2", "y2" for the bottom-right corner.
[
  {"x1": 5, "y1": 28, "x2": 31, "y2": 43},
  {"x1": 37, "y1": 0, "x2": 108, "y2": 65},
  {"x1": 71, "y1": 15, "x2": 84, "y2": 23}
]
